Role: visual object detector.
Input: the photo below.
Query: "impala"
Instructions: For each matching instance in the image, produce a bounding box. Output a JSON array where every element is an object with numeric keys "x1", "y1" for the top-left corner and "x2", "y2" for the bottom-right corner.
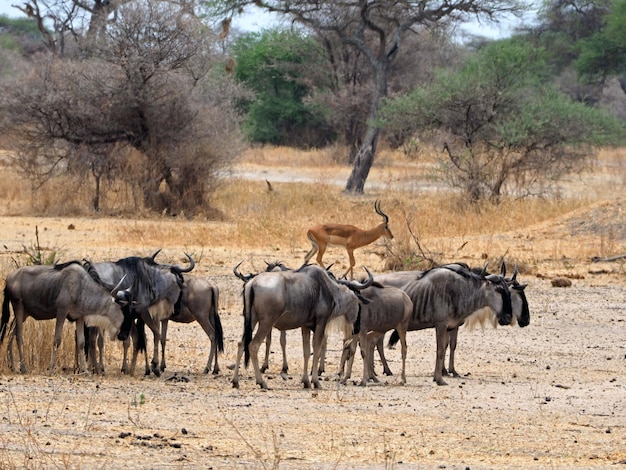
[{"x1": 304, "y1": 200, "x2": 393, "y2": 278}]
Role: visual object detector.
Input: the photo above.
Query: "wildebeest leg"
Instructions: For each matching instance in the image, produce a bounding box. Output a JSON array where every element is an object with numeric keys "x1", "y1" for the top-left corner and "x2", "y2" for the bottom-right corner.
[
  {"x1": 139, "y1": 311, "x2": 161, "y2": 376},
  {"x1": 446, "y1": 327, "x2": 461, "y2": 377},
  {"x1": 396, "y1": 328, "x2": 407, "y2": 385},
  {"x1": 359, "y1": 330, "x2": 371, "y2": 386},
  {"x1": 249, "y1": 323, "x2": 273, "y2": 389},
  {"x1": 48, "y1": 314, "x2": 66, "y2": 373},
  {"x1": 434, "y1": 325, "x2": 448, "y2": 386},
  {"x1": 232, "y1": 339, "x2": 245, "y2": 388},
  {"x1": 194, "y1": 312, "x2": 219, "y2": 374},
  {"x1": 160, "y1": 319, "x2": 168, "y2": 373},
  {"x1": 96, "y1": 329, "x2": 105, "y2": 374},
  {"x1": 376, "y1": 335, "x2": 393, "y2": 376},
  {"x1": 310, "y1": 324, "x2": 327, "y2": 389},
  {"x1": 13, "y1": 306, "x2": 30, "y2": 373},
  {"x1": 280, "y1": 330, "x2": 289, "y2": 375},
  {"x1": 300, "y1": 327, "x2": 312, "y2": 388},
  {"x1": 317, "y1": 334, "x2": 327, "y2": 376},
  {"x1": 339, "y1": 335, "x2": 356, "y2": 384},
  {"x1": 260, "y1": 329, "x2": 272, "y2": 373},
  {"x1": 74, "y1": 318, "x2": 89, "y2": 374}
]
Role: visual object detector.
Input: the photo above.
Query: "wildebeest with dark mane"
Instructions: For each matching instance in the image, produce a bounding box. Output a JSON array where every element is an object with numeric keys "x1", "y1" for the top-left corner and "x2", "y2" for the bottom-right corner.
[
  {"x1": 1, "y1": 261, "x2": 132, "y2": 373},
  {"x1": 85, "y1": 250, "x2": 194, "y2": 376},
  {"x1": 376, "y1": 263, "x2": 512, "y2": 385},
  {"x1": 440, "y1": 264, "x2": 530, "y2": 377},
  {"x1": 232, "y1": 263, "x2": 373, "y2": 389}
]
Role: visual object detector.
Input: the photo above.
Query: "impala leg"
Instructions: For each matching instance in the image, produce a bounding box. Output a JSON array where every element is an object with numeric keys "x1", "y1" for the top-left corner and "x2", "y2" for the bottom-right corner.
[
  {"x1": 315, "y1": 243, "x2": 327, "y2": 268},
  {"x1": 342, "y1": 248, "x2": 356, "y2": 279},
  {"x1": 300, "y1": 328, "x2": 312, "y2": 388}
]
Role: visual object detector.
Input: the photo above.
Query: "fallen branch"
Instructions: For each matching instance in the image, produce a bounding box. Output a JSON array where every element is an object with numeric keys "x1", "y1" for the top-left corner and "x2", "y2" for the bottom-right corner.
[{"x1": 591, "y1": 254, "x2": 626, "y2": 263}]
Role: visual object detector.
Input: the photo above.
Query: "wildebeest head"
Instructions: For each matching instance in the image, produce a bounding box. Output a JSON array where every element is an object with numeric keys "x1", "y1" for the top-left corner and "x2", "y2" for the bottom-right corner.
[{"x1": 484, "y1": 263, "x2": 513, "y2": 326}]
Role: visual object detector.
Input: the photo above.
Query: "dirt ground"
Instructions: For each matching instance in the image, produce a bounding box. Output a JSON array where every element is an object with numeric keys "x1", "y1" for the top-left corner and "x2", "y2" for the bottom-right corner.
[{"x1": 0, "y1": 187, "x2": 625, "y2": 468}]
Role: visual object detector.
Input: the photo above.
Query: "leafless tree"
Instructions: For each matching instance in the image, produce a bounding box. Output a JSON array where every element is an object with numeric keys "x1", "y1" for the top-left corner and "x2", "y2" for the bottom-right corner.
[{"x1": 1, "y1": 1, "x2": 245, "y2": 214}]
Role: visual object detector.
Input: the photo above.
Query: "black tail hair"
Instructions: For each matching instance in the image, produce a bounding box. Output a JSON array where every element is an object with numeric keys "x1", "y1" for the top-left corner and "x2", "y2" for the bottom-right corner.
[
  {"x1": 1, "y1": 285, "x2": 11, "y2": 342},
  {"x1": 388, "y1": 329, "x2": 400, "y2": 348}
]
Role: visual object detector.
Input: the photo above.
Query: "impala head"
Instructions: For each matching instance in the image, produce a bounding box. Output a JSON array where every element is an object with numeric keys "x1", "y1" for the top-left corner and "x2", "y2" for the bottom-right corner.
[{"x1": 374, "y1": 200, "x2": 394, "y2": 239}]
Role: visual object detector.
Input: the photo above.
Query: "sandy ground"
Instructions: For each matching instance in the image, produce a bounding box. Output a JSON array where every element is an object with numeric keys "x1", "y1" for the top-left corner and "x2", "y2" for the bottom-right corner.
[{"x1": 0, "y1": 177, "x2": 625, "y2": 468}]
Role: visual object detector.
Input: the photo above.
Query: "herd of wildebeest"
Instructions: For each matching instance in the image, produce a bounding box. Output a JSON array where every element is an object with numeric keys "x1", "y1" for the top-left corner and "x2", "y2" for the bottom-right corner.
[{"x1": 0, "y1": 201, "x2": 530, "y2": 389}]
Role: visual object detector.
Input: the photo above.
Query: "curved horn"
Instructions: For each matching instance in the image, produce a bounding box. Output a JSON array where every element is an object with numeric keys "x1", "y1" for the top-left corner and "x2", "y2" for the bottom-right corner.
[
  {"x1": 500, "y1": 261, "x2": 507, "y2": 277},
  {"x1": 511, "y1": 264, "x2": 518, "y2": 282},
  {"x1": 233, "y1": 261, "x2": 254, "y2": 282},
  {"x1": 374, "y1": 200, "x2": 389, "y2": 224},
  {"x1": 172, "y1": 253, "x2": 195, "y2": 273},
  {"x1": 110, "y1": 274, "x2": 128, "y2": 296},
  {"x1": 349, "y1": 266, "x2": 373, "y2": 290},
  {"x1": 479, "y1": 261, "x2": 488, "y2": 278},
  {"x1": 150, "y1": 249, "x2": 162, "y2": 262}
]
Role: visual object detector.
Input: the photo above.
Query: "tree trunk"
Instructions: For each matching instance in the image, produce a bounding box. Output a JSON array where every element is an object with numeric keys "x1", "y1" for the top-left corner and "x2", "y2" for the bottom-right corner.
[
  {"x1": 344, "y1": 62, "x2": 388, "y2": 193},
  {"x1": 344, "y1": 126, "x2": 380, "y2": 193}
]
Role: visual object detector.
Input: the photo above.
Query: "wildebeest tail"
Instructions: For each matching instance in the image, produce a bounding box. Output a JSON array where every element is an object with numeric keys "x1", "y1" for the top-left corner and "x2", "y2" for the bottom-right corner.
[
  {"x1": 353, "y1": 304, "x2": 361, "y2": 335},
  {"x1": 243, "y1": 285, "x2": 254, "y2": 367},
  {"x1": 1, "y1": 284, "x2": 11, "y2": 343},
  {"x1": 136, "y1": 317, "x2": 147, "y2": 353},
  {"x1": 211, "y1": 287, "x2": 224, "y2": 353},
  {"x1": 214, "y1": 313, "x2": 224, "y2": 353},
  {"x1": 388, "y1": 329, "x2": 400, "y2": 348}
]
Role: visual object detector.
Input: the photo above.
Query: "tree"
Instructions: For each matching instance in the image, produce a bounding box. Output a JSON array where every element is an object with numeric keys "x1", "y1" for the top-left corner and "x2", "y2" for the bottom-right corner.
[
  {"x1": 203, "y1": 0, "x2": 526, "y2": 193},
  {"x1": 1, "y1": 1, "x2": 245, "y2": 215},
  {"x1": 380, "y1": 39, "x2": 625, "y2": 202},
  {"x1": 231, "y1": 28, "x2": 336, "y2": 147},
  {"x1": 575, "y1": 0, "x2": 626, "y2": 87}
]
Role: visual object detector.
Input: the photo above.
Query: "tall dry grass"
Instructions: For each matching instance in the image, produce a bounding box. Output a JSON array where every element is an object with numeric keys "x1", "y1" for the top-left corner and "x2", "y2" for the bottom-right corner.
[{"x1": 0, "y1": 145, "x2": 624, "y2": 374}]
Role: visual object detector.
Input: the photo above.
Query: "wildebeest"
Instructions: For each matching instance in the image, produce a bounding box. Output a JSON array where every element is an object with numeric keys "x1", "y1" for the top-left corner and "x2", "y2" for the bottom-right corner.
[
  {"x1": 304, "y1": 200, "x2": 393, "y2": 279},
  {"x1": 441, "y1": 264, "x2": 530, "y2": 377},
  {"x1": 84, "y1": 250, "x2": 195, "y2": 376},
  {"x1": 232, "y1": 264, "x2": 373, "y2": 389},
  {"x1": 1, "y1": 261, "x2": 132, "y2": 373},
  {"x1": 233, "y1": 260, "x2": 298, "y2": 377},
  {"x1": 159, "y1": 274, "x2": 224, "y2": 374},
  {"x1": 84, "y1": 273, "x2": 224, "y2": 376},
  {"x1": 375, "y1": 264, "x2": 512, "y2": 385},
  {"x1": 338, "y1": 282, "x2": 412, "y2": 386}
]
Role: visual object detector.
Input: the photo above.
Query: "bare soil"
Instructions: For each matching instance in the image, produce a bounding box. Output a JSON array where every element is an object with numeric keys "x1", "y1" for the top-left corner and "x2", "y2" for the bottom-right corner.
[{"x1": 0, "y1": 174, "x2": 625, "y2": 468}]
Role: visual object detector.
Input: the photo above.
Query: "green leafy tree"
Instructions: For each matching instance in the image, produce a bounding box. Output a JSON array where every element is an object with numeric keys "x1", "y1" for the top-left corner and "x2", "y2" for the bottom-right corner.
[
  {"x1": 380, "y1": 39, "x2": 625, "y2": 202},
  {"x1": 204, "y1": 0, "x2": 526, "y2": 194},
  {"x1": 232, "y1": 28, "x2": 335, "y2": 147},
  {"x1": 575, "y1": 0, "x2": 626, "y2": 85}
]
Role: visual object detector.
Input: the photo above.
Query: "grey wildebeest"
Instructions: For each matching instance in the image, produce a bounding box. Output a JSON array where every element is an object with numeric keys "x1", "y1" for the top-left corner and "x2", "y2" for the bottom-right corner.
[
  {"x1": 338, "y1": 281, "x2": 412, "y2": 386},
  {"x1": 159, "y1": 274, "x2": 224, "y2": 374},
  {"x1": 84, "y1": 274, "x2": 224, "y2": 375},
  {"x1": 233, "y1": 260, "x2": 298, "y2": 377},
  {"x1": 84, "y1": 250, "x2": 194, "y2": 376},
  {"x1": 440, "y1": 264, "x2": 530, "y2": 378},
  {"x1": 1, "y1": 261, "x2": 133, "y2": 373},
  {"x1": 232, "y1": 263, "x2": 373, "y2": 389},
  {"x1": 304, "y1": 200, "x2": 393, "y2": 279},
  {"x1": 375, "y1": 264, "x2": 513, "y2": 385}
]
